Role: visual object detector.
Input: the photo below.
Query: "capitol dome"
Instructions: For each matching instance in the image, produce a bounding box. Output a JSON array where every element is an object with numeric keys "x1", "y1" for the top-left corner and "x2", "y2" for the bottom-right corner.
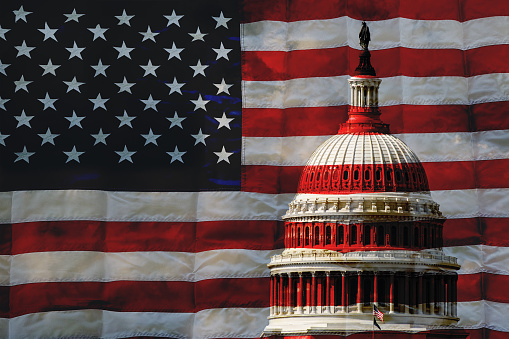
[{"x1": 262, "y1": 23, "x2": 462, "y2": 338}]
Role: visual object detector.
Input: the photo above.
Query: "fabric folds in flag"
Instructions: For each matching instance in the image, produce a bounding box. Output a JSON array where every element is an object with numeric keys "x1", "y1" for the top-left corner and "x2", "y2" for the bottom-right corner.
[{"x1": 0, "y1": 0, "x2": 507, "y2": 338}]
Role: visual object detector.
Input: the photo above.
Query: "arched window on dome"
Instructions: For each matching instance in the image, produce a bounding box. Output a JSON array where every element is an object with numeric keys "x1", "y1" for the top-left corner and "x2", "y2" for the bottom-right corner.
[
  {"x1": 353, "y1": 169, "x2": 359, "y2": 181},
  {"x1": 414, "y1": 227, "x2": 420, "y2": 248},
  {"x1": 337, "y1": 226, "x2": 344, "y2": 245},
  {"x1": 305, "y1": 227, "x2": 310, "y2": 246},
  {"x1": 325, "y1": 226, "x2": 331, "y2": 245},
  {"x1": 364, "y1": 224, "x2": 371, "y2": 245},
  {"x1": 403, "y1": 226, "x2": 409, "y2": 247},
  {"x1": 377, "y1": 225, "x2": 385, "y2": 246},
  {"x1": 395, "y1": 169, "x2": 402, "y2": 183},
  {"x1": 351, "y1": 225, "x2": 357, "y2": 245},
  {"x1": 314, "y1": 226, "x2": 320, "y2": 246},
  {"x1": 364, "y1": 168, "x2": 371, "y2": 181},
  {"x1": 376, "y1": 168, "x2": 382, "y2": 181},
  {"x1": 343, "y1": 170, "x2": 349, "y2": 181},
  {"x1": 386, "y1": 169, "x2": 393, "y2": 183},
  {"x1": 297, "y1": 227, "x2": 302, "y2": 246}
]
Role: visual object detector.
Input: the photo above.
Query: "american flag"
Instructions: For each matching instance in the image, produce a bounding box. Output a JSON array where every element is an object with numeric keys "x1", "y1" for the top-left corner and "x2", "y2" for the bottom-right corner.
[
  {"x1": 0, "y1": 0, "x2": 508, "y2": 338},
  {"x1": 373, "y1": 305, "x2": 384, "y2": 322}
]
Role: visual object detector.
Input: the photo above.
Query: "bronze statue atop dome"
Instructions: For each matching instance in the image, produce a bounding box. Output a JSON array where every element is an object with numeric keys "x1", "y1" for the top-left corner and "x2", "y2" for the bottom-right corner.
[{"x1": 359, "y1": 21, "x2": 370, "y2": 50}]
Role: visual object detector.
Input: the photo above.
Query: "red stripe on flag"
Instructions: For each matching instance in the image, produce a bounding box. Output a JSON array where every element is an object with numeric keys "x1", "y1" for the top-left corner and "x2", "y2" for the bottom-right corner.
[
  {"x1": 242, "y1": 46, "x2": 508, "y2": 81},
  {"x1": 10, "y1": 220, "x2": 284, "y2": 255},
  {"x1": 242, "y1": 102, "x2": 509, "y2": 137},
  {"x1": 241, "y1": 0, "x2": 506, "y2": 22},
  {"x1": 4, "y1": 278, "x2": 270, "y2": 318}
]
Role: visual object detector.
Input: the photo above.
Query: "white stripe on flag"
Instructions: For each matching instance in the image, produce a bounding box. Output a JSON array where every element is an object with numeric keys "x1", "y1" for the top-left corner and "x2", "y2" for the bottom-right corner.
[
  {"x1": 242, "y1": 74, "x2": 509, "y2": 109},
  {"x1": 241, "y1": 16, "x2": 509, "y2": 51},
  {"x1": 242, "y1": 130, "x2": 509, "y2": 165}
]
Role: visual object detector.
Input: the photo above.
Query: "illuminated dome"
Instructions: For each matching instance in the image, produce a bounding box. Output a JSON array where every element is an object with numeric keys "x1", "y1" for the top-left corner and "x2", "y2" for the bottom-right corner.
[{"x1": 262, "y1": 23, "x2": 462, "y2": 338}]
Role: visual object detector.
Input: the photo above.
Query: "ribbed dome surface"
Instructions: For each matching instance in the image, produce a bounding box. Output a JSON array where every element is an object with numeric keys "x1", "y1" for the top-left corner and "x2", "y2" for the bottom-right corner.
[
  {"x1": 298, "y1": 132, "x2": 429, "y2": 194},
  {"x1": 306, "y1": 133, "x2": 421, "y2": 166}
]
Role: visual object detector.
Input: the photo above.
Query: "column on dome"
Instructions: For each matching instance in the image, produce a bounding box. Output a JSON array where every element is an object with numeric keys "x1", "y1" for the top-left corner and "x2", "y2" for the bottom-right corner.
[
  {"x1": 330, "y1": 274, "x2": 336, "y2": 313},
  {"x1": 357, "y1": 271, "x2": 363, "y2": 313},
  {"x1": 389, "y1": 272, "x2": 395, "y2": 313},
  {"x1": 447, "y1": 275, "x2": 453, "y2": 316},
  {"x1": 452, "y1": 274, "x2": 458, "y2": 317},
  {"x1": 311, "y1": 272, "x2": 316, "y2": 314},
  {"x1": 404, "y1": 274, "x2": 410, "y2": 314},
  {"x1": 270, "y1": 275, "x2": 274, "y2": 316},
  {"x1": 341, "y1": 272, "x2": 346, "y2": 313},
  {"x1": 373, "y1": 272, "x2": 378, "y2": 306},
  {"x1": 430, "y1": 274, "x2": 435, "y2": 315},
  {"x1": 306, "y1": 273, "x2": 311, "y2": 314},
  {"x1": 325, "y1": 272, "x2": 331, "y2": 313},
  {"x1": 288, "y1": 273, "x2": 293, "y2": 314},
  {"x1": 439, "y1": 275, "x2": 445, "y2": 315},
  {"x1": 297, "y1": 273, "x2": 303, "y2": 314},
  {"x1": 418, "y1": 273, "x2": 423, "y2": 314}
]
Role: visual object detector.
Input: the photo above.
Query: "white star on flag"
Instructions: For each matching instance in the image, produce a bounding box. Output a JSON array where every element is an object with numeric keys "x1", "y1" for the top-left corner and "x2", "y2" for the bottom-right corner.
[
  {"x1": 167, "y1": 112, "x2": 186, "y2": 129},
  {"x1": 114, "y1": 42, "x2": 134, "y2": 59},
  {"x1": 64, "y1": 9, "x2": 84, "y2": 23},
  {"x1": 190, "y1": 60, "x2": 208, "y2": 77},
  {"x1": 115, "y1": 10, "x2": 134, "y2": 26},
  {"x1": 140, "y1": 26, "x2": 159, "y2": 42},
  {"x1": 214, "y1": 146, "x2": 233, "y2": 164},
  {"x1": 189, "y1": 27, "x2": 207, "y2": 41},
  {"x1": 141, "y1": 95, "x2": 160, "y2": 111},
  {"x1": 115, "y1": 146, "x2": 136, "y2": 163},
  {"x1": 214, "y1": 78, "x2": 233, "y2": 94},
  {"x1": 141, "y1": 129, "x2": 161, "y2": 146},
  {"x1": 140, "y1": 60, "x2": 160, "y2": 77},
  {"x1": 190, "y1": 94, "x2": 210, "y2": 111},
  {"x1": 88, "y1": 24, "x2": 108, "y2": 41},
  {"x1": 91, "y1": 128, "x2": 110, "y2": 145},
  {"x1": 116, "y1": 111, "x2": 136, "y2": 128},
  {"x1": 63, "y1": 146, "x2": 85, "y2": 163},
  {"x1": 91, "y1": 59, "x2": 109, "y2": 77},
  {"x1": 89, "y1": 94, "x2": 109, "y2": 110},
  {"x1": 212, "y1": 12, "x2": 231, "y2": 29},
  {"x1": 66, "y1": 42, "x2": 85, "y2": 60},
  {"x1": 215, "y1": 112, "x2": 234, "y2": 130},
  {"x1": 13, "y1": 6, "x2": 31, "y2": 23},
  {"x1": 15, "y1": 110, "x2": 33, "y2": 128},
  {"x1": 40, "y1": 59, "x2": 60, "y2": 76},
  {"x1": 14, "y1": 75, "x2": 32, "y2": 92},
  {"x1": 167, "y1": 146, "x2": 186, "y2": 164},
  {"x1": 115, "y1": 77, "x2": 135, "y2": 93},
  {"x1": 165, "y1": 42, "x2": 184, "y2": 60},
  {"x1": 38, "y1": 93, "x2": 58, "y2": 110},
  {"x1": 15, "y1": 41, "x2": 35, "y2": 58},
  {"x1": 63, "y1": 77, "x2": 84, "y2": 93},
  {"x1": 38, "y1": 128, "x2": 59, "y2": 145},
  {"x1": 14, "y1": 146, "x2": 34, "y2": 163},
  {"x1": 65, "y1": 111, "x2": 85, "y2": 129},
  {"x1": 213, "y1": 42, "x2": 232, "y2": 60},
  {"x1": 38, "y1": 23, "x2": 58, "y2": 41},
  {"x1": 191, "y1": 129, "x2": 210, "y2": 146},
  {"x1": 166, "y1": 77, "x2": 184, "y2": 95},
  {"x1": 164, "y1": 10, "x2": 183, "y2": 26}
]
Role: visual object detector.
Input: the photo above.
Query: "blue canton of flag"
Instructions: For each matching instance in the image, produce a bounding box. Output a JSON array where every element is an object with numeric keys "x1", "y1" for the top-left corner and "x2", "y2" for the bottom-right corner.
[{"x1": 0, "y1": 0, "x2": 241, "y2": 192}]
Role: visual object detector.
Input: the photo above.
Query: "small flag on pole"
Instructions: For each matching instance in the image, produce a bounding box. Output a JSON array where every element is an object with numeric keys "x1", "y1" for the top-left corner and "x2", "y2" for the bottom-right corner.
[{"x1": 373, "y1": 305, "x2": 384, "y2": 322}]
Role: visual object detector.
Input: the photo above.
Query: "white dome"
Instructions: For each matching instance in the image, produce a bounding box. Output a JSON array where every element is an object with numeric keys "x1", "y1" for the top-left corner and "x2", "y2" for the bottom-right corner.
[{"x1": 306, "y1": 133, "x2": 421, "y2": 167}]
